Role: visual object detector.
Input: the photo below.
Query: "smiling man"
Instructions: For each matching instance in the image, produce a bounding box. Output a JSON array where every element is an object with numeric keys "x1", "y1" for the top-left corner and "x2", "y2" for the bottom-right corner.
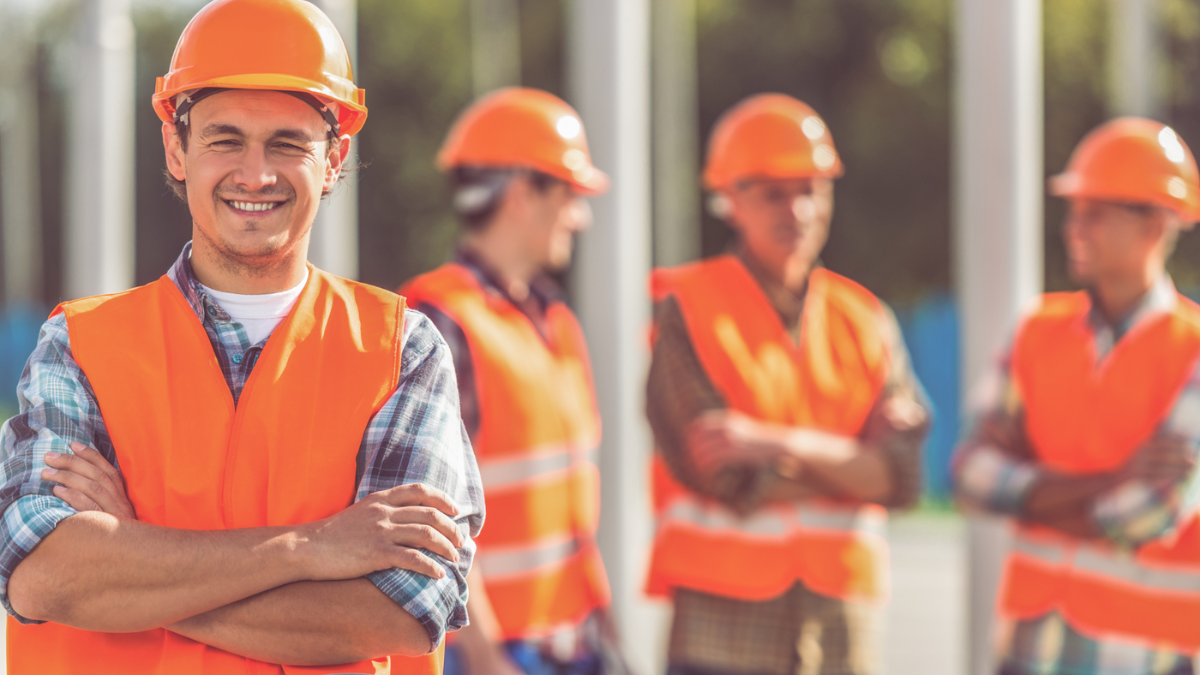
[
  {"x1": 0, "y1": 1, "x2": 482, "y2": 673},
  {"x1": 644, "y1": 94, "x2": 930, "y2": 675}
]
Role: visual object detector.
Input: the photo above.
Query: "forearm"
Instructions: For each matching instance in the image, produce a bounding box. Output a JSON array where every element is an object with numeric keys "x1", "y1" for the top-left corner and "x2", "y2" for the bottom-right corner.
[
  {"x1": 170, "y1": 578, "x2": 430, "y2": 664},
  {"x1": 782, "y1": 431, "x2": 893, "y2": 503},
  {"x1": 9, "y1": 511, "x2": 307, "y2": 631}
]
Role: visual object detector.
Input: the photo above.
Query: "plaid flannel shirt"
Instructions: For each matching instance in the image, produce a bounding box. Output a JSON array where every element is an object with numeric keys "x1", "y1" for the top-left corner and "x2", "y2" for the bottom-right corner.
[
  {"x1": 954, "y1": 275, "x2": 1200, "y2": 675},
  {"x1": 0, "y1": 243, "x2": 485, "y2": 649}
]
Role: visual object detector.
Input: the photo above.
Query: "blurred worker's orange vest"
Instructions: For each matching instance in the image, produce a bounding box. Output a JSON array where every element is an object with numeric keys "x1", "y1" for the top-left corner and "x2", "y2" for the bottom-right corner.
[
  {"x1": 645, "y1": 255, "x2": 891, "y2": 603},
  {"x1": 402, "y1": 264, "x2": 610, "y2": 640},
  {"x1": 8, "y1": 269, "x2": 443, "y2": 675},
  {"x1": 1002, "y1": 291, "x2": 1200, "y2": 650}
]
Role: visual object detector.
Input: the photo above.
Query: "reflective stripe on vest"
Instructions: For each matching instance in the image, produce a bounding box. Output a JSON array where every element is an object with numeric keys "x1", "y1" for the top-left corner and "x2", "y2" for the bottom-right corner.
[
  {"x1": 645, "y1": 256, "x2": 892, "y2": 603},
  {"x1": 8, "y1": 270, "x2": 443, "y2": 674},
  {"x1": 1001, "y1": 290, "x2": 1200, "y2": 649},
  {"x1": 401, "y1": 264, "x2": 609, "y2": 641}
]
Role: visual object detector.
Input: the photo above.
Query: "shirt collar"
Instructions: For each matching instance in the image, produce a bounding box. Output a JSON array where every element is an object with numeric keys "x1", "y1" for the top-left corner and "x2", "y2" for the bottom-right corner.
[
  {"x1": 166, "y1": 241, "x2": 234, "y2": 325},
  {"x1": 453, "y1": 247, "x2": 563, "y2": 311},
  {"x1": 1085, "y1": 274, "x2": 1177, "y2": 342},
  {"x1": 734, "y1": 244, "x2": 810, "y2": 330}
]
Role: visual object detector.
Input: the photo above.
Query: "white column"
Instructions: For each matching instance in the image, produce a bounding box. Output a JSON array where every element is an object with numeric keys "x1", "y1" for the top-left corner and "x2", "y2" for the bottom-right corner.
[
  {"x1": 651, "y1": 0, "x2": 700, "y2": 267},
  {"x1": 469, "y1": 0, "x2": 521, "y2": 97},
  {"x1": 65, "y1": 0, "x2": 135, "y2": 300},
  {"x1": 568, "y1": 1, "x2": 661, "y2": 673},
  {"x1": 955, "y1": 1, "x2": 1043, "y2": 674},
  {"x1": 0, "y1": 1, "x2": 43, "y2": 305},
  {"x1": 1109, "y1": 0, "x2": 1161, "y2": 118},
  {"x1": 308, "y1": 0, "x2": 358, "y2": 279}
]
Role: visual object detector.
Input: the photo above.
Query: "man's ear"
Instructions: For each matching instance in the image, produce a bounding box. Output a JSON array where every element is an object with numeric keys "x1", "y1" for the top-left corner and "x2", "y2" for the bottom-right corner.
[
  {"x1": 323, "y1": 133, "x2": 352, "y2": 193},
  {"x1": 163, "y1": 122, "x2": 186, "y2": 181}
]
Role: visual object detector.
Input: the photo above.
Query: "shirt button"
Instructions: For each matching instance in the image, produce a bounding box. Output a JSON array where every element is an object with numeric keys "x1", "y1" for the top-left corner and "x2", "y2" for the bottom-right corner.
[{"x1": 232, "y1": 353, "x2": 244, "y2": 364}]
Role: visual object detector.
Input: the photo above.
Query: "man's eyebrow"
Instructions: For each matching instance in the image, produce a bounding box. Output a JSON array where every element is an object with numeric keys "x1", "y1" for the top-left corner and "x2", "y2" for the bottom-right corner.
[
  {"x1": 272, "y1": 128, "x2": 319, "y2": 144},
  {"x1": 199, "y1": 123, "x2": 244, "y2": 139},
  {"x1": 197, "y1": 125, "x2": 318, "y2": 144}
]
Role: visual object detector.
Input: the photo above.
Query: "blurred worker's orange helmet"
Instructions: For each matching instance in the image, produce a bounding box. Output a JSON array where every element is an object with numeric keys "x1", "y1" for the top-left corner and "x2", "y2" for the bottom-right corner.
[
  {"x1": 704, "y1": 93, "x2": 843, "y2": 191},
  {"x1": 152, "y1": 0, "x2": 368, "y2": 137},
  {"x1": 1050, "y1": 117, "x2": 1200, "y2": 220},
  {"x1": 437, "y1": 88, "x2": 609, "y2": 195}
]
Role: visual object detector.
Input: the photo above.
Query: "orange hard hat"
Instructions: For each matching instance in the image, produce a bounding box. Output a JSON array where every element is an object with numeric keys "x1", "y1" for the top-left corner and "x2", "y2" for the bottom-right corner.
[
  {"x1": 437, "y1": 88, "x2": 609, "y2": 195},
  {"x1": 704, "y1": 93, "x2": 843, "y2": 190},
  {"x1": 1050, "y1": 117, "x2": 1200, "y2": 220},
  {"x1": 152, "y1": 0, "x2": 368, "y2": 137}
]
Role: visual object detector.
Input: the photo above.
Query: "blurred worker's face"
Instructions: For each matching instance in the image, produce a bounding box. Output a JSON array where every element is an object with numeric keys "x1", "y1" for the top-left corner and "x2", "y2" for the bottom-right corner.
[
  {"x1": 725, "y1": 177, "x2": 834, "y2": 281},
  {"x1": 162, "y1": 90, "x2": 348, "y2": 271},
  {"x1": 506, "y1": 174, "x2": 593, "y2": 272},
  {"x1": 1062, "y1": 199, "x2": 1171, "y2": 286}
]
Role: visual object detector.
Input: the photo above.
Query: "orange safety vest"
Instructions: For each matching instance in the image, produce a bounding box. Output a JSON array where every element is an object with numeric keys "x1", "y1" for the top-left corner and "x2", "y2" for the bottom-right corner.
[
  {"x1": 8, "y1": 269, "x2": 443, "y2": 675},
  {"x1": 645, "y1": 255, "x2": 892, "y2": 603},
  {"x1": 402, "y1": 264, "x2": 609, "y2": 641},
  {"x1": 1001, "y1": 291, "x2": 1200, "y2": 650}
]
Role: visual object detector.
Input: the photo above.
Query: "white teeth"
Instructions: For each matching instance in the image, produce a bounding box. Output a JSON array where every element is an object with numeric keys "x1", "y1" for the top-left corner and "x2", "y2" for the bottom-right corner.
[{"x1": 229, "y1": 200, "x2": 280, "y2": 212}]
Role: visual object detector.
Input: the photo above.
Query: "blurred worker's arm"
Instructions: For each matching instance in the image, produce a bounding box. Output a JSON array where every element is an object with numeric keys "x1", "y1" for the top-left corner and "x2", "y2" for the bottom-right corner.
[
  {"x1": 950, "y1": 344, "x2": 1177, "y2": 540},
  {"x1": 647, "y1": 296, "x2": 826, "y2": 514},
  {"x1": 678, "y1": 305, "x2": 930, "y2": 507},
  {"x1": 1087, "y1": 361, "x2": 1200, "y2": 549},
  {"x1": 417, "y1": 302, "x2": 525, "y2": 675}
]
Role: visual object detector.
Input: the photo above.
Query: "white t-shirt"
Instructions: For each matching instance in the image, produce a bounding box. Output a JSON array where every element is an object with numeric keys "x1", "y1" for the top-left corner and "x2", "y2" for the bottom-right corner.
[{"x1": 200, "y1": 270, "x2": 309, "y2": 346}]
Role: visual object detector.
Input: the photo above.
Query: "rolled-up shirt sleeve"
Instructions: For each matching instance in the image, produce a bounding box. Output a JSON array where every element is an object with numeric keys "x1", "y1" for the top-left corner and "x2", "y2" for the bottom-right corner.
[
  {"x1": 357, "y1": 310, "x2": 485, "y2": 651},
  {"x1": 952, "y1": 345, "x2": 1042, "y2": 516},
  {"x1": 1091, "y1": 358, "x2": 1200, "y2": 549},
  {"x1": 0, "y1": 313, "x2": 115, "y2": 623}
]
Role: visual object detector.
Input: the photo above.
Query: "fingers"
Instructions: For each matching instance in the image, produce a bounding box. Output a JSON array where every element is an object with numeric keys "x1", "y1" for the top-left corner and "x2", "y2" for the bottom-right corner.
[
  {"x1": 391, "y1": 505, "x2": 465, "y2": 549},
  {"x1": 389, "y1": 520, "x2": 460, "y2": 563},
  {"x1": 42, "y1": 464, "x2": 134, "y2": 519},
  {"x1": 50, "y1": 484, "x2": 103, "y2": 513},
  {"x1": 388, "y1": 546, "x2": 449, "y2": 580},
  {"x1": 45, "y1": 444, "x2": 120, "y2": 496},
  {"x1": 379, "y1": 483, "x2": 460, "y2": 517},
  {"x1": 43, "y1": 444, "x2": 135, "y2": 519}
]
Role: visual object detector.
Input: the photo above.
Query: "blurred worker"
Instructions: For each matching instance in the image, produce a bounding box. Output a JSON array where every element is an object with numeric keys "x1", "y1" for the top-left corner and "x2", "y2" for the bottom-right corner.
[
  {"x1": 953, "y1": 118, "x2": 1200, "y2": 675},
  {"x1": 401, "y1": 88, "x2": 616, "y2": 675},
  {"x1": 644, "y1": 93, "x2": 930, "y2": 675},
  {"x1": 0, "y1": 0, "x2": 482, "y2": 672}
]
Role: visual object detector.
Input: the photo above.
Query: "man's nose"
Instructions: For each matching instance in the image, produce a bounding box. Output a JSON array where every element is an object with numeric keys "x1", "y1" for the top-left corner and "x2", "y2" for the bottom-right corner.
[
  {"x1": 231, "y1": 144, "x2": 278, "y2": 192},
  {"x1": 570, "y1": 198, "x2": 594, "y2": 232}
]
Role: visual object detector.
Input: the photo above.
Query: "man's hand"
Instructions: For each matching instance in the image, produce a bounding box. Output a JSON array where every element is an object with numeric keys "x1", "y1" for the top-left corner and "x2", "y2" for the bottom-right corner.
[
  {"x1": 1120, "y1": 436, "x2": 1196, "y2": 483},
  {"x1": 687, "y1": 410, "x2": 789, "y2": 474},
  {"x1": 298, "y1": 483, "x2": 465, "y2": 581},
  {"x1": 42, "y1": 442, "x2": 136, "y2": 519},
  {"x1": 41, "y1": 444, "x2": 465, "y2": 582}
]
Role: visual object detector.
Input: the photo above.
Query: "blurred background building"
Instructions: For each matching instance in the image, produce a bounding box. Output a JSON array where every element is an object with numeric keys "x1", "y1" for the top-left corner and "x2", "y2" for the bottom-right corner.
[{"x1": 1, "y1": 0, "x2": 1198, "y2": 673}]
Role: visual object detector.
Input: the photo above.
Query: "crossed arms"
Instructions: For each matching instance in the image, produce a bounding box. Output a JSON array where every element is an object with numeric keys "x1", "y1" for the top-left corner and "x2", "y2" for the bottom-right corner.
[
  {"x1": 952, "y1": 357, "x2": 1200, "y2": 546},
  {"x1": 0, "y1": 311, "x2": 483, "y2": 665},
  {"x1": 11, "y1": 445, "x2": 462, "y2": 663}
]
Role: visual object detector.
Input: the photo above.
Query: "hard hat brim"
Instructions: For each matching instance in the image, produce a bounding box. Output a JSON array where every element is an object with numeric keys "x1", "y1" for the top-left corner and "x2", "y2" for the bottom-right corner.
[{"x1": 154, "y1": 74, "x2": 368, "y2": 137}]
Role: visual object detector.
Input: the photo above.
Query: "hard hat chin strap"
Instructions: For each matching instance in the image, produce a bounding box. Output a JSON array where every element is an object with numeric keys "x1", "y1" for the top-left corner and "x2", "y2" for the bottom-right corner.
[{"x1": 173, "y1": 88, "x2": 342, "y2": 136}]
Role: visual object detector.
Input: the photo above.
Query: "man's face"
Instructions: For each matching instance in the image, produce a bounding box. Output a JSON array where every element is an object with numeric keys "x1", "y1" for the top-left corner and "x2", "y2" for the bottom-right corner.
[
  {"x1": 163, "y1": 90, "x2": 347, "y2": 269},
  {"x1": 1062, "y1": 199, "x2": 1165, "y2": 286},
  {"x1": 518, "y1": 177, "x2": 593, "y2": 272},
  {"x1": 725, "y1": 177, "x2": 834, "y2": 276}
]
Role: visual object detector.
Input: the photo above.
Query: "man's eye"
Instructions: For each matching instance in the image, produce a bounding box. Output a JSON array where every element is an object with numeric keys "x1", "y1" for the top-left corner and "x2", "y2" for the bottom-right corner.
[{"x1": 212, "y1": 140, "x2": 239, "y2": 147}]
